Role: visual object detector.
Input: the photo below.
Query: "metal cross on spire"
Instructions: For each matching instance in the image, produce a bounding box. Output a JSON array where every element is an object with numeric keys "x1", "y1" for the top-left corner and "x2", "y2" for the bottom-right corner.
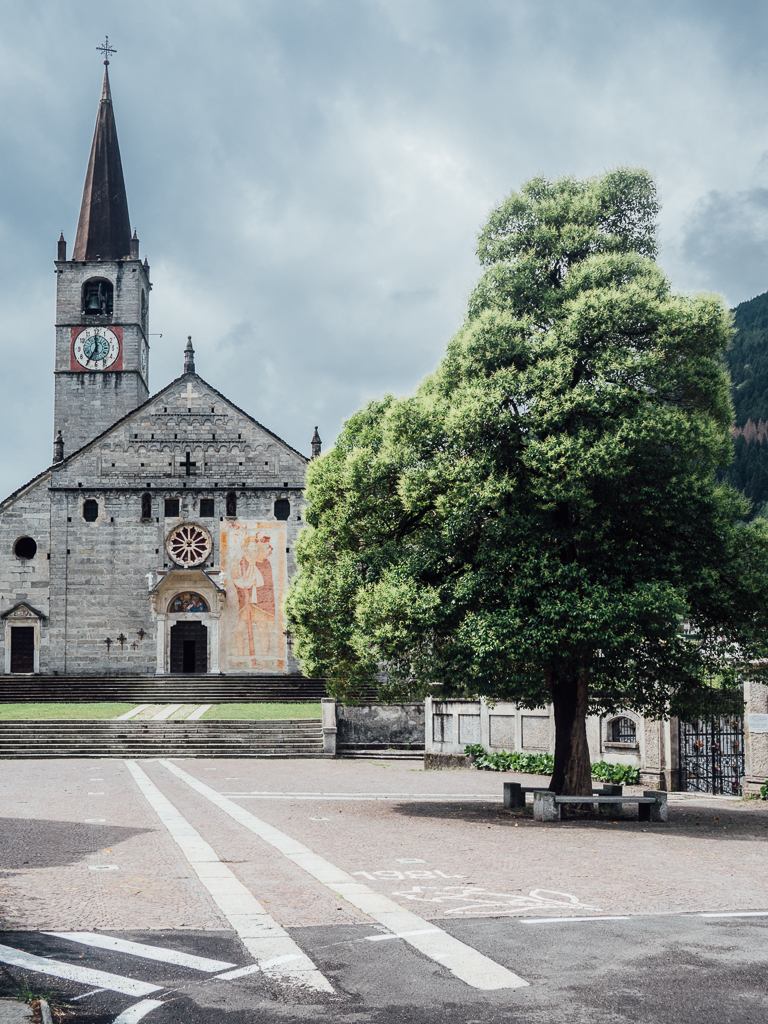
[{"x1": 97, "y1": 35, "x2": 116, "y2": 65}]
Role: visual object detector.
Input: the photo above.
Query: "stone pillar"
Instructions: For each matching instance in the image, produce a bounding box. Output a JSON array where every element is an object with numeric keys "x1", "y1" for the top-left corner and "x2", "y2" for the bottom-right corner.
[
  {"x1": 743, "y1": 680, "x2": 768, "y2": 796},
  {"x1": 533, "y1": 791, "x2": 560, "y2": 821},
  {"x1": 639, "y1": 718, "x2": 666, "y2": 790},
  {"x1": 321, "y1": 698, "x2": 337, "y2": 756}
]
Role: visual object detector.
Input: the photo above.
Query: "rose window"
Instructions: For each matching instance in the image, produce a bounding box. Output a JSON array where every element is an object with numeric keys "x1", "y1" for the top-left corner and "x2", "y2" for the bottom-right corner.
[{"x1": 166, "y1": 522, "x2": 213, "y2": 567}]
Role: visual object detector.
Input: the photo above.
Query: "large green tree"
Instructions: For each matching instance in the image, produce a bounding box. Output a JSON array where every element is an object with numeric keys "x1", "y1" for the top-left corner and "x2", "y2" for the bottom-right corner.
[{"x1": 287, "y1": 169, "x2": 768, "y2": 795}]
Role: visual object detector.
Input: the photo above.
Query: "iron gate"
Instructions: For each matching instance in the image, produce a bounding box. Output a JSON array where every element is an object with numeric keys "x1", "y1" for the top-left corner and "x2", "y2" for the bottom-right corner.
[{"x1": 678, "y1": 714, "x2": 745, "y2": 795}]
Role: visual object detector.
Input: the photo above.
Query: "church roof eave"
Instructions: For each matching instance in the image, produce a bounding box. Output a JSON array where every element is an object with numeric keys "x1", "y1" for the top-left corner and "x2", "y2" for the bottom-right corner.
[{"x1": 0, "y1": 370, "x2": 309, "y2": 512}]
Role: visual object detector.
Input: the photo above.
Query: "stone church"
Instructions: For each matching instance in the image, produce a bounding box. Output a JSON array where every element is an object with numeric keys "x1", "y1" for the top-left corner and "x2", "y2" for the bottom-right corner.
[{"x1": 0, "y1": 64, "x2": 320, "y2": 678}]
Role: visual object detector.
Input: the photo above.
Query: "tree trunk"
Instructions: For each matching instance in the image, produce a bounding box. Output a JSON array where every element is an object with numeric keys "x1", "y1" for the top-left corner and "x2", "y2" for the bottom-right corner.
[{"x1": 548, "y1": 666, "x2": 592, "y2": 796}]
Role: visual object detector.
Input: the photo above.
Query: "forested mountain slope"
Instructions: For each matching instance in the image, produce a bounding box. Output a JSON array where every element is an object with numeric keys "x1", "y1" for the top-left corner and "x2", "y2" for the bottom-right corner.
[{"x1": 721, "y1": 290, "x2": 768, "y2": 516}]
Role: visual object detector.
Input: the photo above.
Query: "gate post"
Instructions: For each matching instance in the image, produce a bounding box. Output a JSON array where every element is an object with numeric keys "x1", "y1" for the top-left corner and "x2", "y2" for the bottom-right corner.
[
  {"x1": 321, "y1": 698, "x2": 337, "y2": 756},
  {"x1": 743, "y1": 680, "x2": 768, "y2": 796}
]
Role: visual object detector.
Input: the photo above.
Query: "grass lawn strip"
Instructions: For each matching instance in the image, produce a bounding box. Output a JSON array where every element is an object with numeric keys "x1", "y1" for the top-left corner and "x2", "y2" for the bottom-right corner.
[
  {"x1": 0, "y1": 702, "x2": 137, "y2": 720},
  {"x1": 201, "y1": 702, "x2": 322, "y2": 720}
]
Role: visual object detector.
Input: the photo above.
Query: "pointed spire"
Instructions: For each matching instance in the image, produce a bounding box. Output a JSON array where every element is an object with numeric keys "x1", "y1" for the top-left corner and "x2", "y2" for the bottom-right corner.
[
  {"x1": 184, "y1": 336, "x2": 195, "y2": 374},
  {"x1": 57, "y1": 232, "x2": 66, "y2": 261},
  {"x1": 72, "y1": 65, "x2": 132, "y2": 261},
  {"x1": 311, "y1": 426, "x2": 322, "y2": 458}
]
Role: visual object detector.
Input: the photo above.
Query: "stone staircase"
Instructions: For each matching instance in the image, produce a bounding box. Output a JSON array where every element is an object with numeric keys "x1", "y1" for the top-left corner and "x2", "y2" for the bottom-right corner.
[
  {"x1": 0, "y1": 674, "x2": 327, "y2": 704},
  {"x1": 0, "y1": 719, "x2": 325, "y2": 758}
]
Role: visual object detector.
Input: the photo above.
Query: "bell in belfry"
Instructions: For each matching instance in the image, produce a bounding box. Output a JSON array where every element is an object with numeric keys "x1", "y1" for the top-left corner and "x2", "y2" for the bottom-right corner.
[{"x1": 85, "y1": 288, "x2": 101, "y2": 313}]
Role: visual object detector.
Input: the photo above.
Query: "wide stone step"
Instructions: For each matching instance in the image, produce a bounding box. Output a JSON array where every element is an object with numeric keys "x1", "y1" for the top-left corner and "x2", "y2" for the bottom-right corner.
[
  {"x1": 0, "y1": 674, "x2": 328, "y2": 703},
  {"x1": 0, "y1": 718, "x2": 325, "y2": 758}
]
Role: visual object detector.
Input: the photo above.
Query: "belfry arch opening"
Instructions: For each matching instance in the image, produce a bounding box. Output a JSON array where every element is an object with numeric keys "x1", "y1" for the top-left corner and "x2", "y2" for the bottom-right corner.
[{"x1": 82, "y1": 278, "x2": 113, "y2": 316}]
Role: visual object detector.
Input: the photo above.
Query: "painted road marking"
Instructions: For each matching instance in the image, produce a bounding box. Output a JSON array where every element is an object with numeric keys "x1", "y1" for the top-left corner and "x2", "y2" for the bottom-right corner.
[
  {"x1": 89, "y1": 865, "x2": 119, "y2": 871},
  {"x1": 111, "y1": 999, "x2": 165, "y2": 1023},
  {"x1": 0, "y1": 942, "x2": 161, "y2": 997},
  {"x1": 214, "y1": 955, "x2": 302, "y2": 980},
  {"x1": 124, "y1": 761, "x2": 332, "y2": 993},
  {"x1": 151, "y1": 704, "x2": 182, "y2": 720},
  {"x1": 161, "y1": 760, "x2": 528, "y2": 991},
  {"x1": 365, "y1": 929, "x2": 441, "y2": 942},
  {"x1": 699, "y1": 911, "x2": 768, "y2": 918},
  {"x1": 391, "y1": 886, "x2": 602, "y2": 917},
  {"x1": 115, "y1": 705, "x2": 151, "y2": 720},
  {"x1": 46, "y1": 933, "x2": 236, "y2": 972},
  {"x1": 521, "y1": 916, "x2": 630, "y2": 924},
  {"x1": 187, "y1": 704, "x2": 212, "y2": 720},
  {"x1": 219, "y1": 791, "x2": 502, "y2": 802}
]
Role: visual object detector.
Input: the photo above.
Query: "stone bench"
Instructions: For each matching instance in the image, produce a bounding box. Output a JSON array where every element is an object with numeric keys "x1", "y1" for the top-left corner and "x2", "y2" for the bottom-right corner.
[
  {"x1": 503, "y1": 781, "x2": 623, "y2": 810},
  {"x1": 532, "y1": 790, "x2": 668, "y2": 822}
]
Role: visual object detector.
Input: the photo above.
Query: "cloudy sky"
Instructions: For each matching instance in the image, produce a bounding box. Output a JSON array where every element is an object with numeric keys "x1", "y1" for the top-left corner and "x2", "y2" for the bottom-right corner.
[{"x1": 1, "y1": 0, "x2": 767, "y2": 495}]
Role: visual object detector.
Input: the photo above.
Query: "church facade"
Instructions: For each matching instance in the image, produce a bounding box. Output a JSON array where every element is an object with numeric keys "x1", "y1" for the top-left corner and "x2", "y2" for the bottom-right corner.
[{"x1": 0, "y1": 65, "x2": 318, "y2": 678}]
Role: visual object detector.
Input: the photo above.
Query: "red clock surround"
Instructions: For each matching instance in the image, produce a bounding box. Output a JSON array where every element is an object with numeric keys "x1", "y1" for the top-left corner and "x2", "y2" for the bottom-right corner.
[{"x1": 70, "y1": 325, "x2": 123, "y2": 371}]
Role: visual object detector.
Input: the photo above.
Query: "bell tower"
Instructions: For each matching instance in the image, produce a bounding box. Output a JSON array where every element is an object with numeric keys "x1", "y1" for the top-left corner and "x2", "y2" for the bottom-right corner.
[{"x1": 53, "y1": 46, "x2": 150, "y2": 457}]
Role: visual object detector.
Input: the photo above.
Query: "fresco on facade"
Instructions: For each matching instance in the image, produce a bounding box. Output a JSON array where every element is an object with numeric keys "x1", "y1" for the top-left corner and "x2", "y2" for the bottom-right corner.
[
  {"x1": 220, "y1": 521, "x2": 287, "y2": 672},
  {"x1": 168, "y1": 592, "x2": 209, "y2": 613}
]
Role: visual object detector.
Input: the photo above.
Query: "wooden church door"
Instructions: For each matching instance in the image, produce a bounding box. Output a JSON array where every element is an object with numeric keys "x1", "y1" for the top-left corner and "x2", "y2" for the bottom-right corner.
[{"x1": 170, "y1": 621, "x2": 208, "y2": 674}]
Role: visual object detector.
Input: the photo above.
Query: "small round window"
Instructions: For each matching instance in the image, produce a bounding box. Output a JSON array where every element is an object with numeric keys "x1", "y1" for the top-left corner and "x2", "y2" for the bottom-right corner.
[
  {"x1": 83, "y1": 499, "x2": 99, "y2": 522},
  {"x1": 13, "y1": 537, "x2": 37, "y2": 560}
]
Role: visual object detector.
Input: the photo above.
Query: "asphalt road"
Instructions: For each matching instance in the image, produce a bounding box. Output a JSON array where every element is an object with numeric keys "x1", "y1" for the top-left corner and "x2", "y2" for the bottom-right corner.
[{"x1": 0, "y1": 914, "x2": 765, "y2": 1023}]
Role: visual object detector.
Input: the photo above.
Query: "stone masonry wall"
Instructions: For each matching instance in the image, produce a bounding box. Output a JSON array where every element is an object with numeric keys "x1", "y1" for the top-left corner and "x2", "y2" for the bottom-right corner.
[{"x1": 0, "y1": 371, "x2": 309, "y2": 676}]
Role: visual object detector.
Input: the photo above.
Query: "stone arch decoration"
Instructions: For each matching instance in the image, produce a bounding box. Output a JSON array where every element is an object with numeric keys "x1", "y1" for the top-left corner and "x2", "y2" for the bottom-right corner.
[
  {"x1": 168, "y1": 592, "x2": 210, "y2": 614},
  {"x1": 166, "y1": 522, "x2": 213, "y2": 568}
]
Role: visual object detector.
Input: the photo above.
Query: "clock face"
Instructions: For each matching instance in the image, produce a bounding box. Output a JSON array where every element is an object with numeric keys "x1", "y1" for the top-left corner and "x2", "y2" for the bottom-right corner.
[{"x1": 73, "y1": 326, "x2": 120, "y2": 370}]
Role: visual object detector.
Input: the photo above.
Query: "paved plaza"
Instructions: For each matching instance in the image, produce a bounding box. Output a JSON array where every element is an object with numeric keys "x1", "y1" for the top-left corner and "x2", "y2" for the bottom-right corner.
[{"x1": 0, "y1": 758, "x2": 766, "y2": 1022}]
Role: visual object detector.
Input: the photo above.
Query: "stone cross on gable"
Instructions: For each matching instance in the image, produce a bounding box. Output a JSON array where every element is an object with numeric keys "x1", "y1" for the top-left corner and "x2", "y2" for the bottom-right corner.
[{"x1": 179, "y1": 382, "x2": 200, "y2": 406}]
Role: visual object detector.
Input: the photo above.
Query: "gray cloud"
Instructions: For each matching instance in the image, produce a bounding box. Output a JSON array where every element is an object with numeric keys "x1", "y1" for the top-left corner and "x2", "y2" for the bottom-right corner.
[
  {"x1": 2, "y1": 0, "x2": 768, "y2": 494},
  {"x1": 681, "y1": 187, "x2": 768, "y2": 305}
]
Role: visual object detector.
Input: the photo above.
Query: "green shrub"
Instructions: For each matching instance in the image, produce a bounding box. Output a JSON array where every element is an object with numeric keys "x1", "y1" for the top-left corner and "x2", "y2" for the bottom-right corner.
[
  {"x1": 760, "y1": 780, "x2": 768, "y2": 800},
  {"x1": 464, "y1": 745, "x2": 640, "y2": 785}
]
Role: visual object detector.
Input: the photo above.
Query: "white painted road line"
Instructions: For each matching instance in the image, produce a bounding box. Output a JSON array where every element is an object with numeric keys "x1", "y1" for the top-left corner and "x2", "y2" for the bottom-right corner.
[
  {"x1": 111, "y1": 999, "x2": 165, "y2": 1023},
  {"x1": 186, "y1": 704, "x2": 212, "y2": 720},
  {"x1": 45, "y1": 933, "x2": 236, "y2": 973},
  {"x1": 116, "y1": 705, "x2": 151, "y2": 720},
  {"x1": 365, "y1": 929, "x2": 442, "y2": 942},
  {"x1": 0, "y1": 942, "x2": 161, "y2": 997},
  {"x1": 699, "y1": 911, "x2": 768, "y2": 918},
  {"x1": 124, "y1": 761, "x2": 333, "y2": 993},
  {"x1": 151, "y1": 704, "x2": 182, "y2": 720},
  {"x1": 214, "y1": 955, "x2": 302, "y2": 980},
  {"x1": 219, "y1": 790, "x2": 502, "y2": 801},
  {"x1": 161, "y1": 760, "x2": 528, "y2": 991},
  {"x1": 521, "y1": 916, "x2": 631, "y2": 924},
  {"x1": 222, "y1": 794, "x2": 503, "y2": 803}
]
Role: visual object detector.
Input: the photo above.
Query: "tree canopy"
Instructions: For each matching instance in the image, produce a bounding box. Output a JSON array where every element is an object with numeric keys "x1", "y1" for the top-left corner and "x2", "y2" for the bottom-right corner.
[{"x1": 286, "y1": 168, "x2": 768, "y2": 794}]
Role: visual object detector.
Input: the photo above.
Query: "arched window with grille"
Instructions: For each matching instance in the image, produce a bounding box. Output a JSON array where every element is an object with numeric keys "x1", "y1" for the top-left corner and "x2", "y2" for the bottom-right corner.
[
  {"x1": 141, "y1": 492, "x2": 152, "y2": 520},
  {"x1": 226, "y1": 491, "x2": 237, "y2": 517},
  {"x1": 609, "y1": 716, "x2": 637, "y2": 743}
]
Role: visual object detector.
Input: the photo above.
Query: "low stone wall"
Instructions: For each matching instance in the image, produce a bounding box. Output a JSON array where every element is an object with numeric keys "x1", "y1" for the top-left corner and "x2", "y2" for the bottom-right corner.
[
  {"x1": 424, "y1": 752, "x2": 472, "y2": 770},
  {"x1": 336, "y1": 702, "x2": 424, "y2": 751}
]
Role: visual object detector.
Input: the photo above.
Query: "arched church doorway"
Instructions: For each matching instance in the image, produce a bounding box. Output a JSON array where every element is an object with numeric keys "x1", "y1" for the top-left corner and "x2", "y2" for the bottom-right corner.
[{"x1": 170, "y1": 621, "x2": 208, "y2": 674}]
